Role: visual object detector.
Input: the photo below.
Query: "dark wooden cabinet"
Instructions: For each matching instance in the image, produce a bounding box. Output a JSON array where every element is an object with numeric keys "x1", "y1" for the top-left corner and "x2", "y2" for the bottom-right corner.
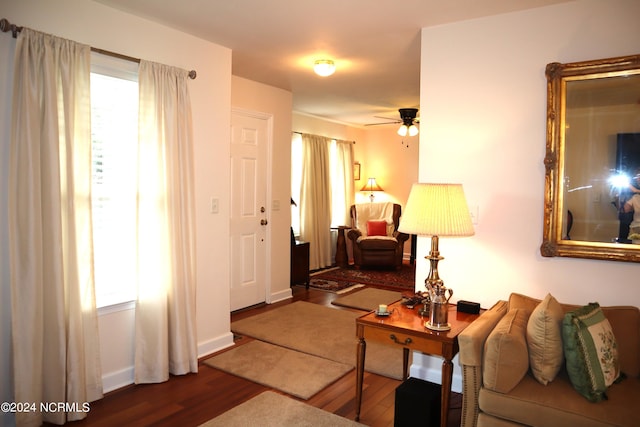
[{"x1": 290, "y1": 240, "x2": 310, "y2": 288}]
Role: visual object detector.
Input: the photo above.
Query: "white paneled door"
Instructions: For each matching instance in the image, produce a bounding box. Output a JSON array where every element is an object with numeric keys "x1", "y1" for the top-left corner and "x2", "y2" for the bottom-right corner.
[{"x1": 229, "y1": 109, "x2": 270, "y2": 311}]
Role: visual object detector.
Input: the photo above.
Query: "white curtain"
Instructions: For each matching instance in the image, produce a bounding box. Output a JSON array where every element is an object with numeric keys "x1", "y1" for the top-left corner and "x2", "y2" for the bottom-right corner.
[
  {"x1": 300, "y1": 134, "x2": 333, "y2": 269},
  {"x1": 134, "y1": 60, "x2": 198, "y2": 383},
  {"x1": 331, "y1": 139, "x2": 355, "y2": 227},
  {"x1": 9, "y1": 28, "x2": 103, "y2": 426}
]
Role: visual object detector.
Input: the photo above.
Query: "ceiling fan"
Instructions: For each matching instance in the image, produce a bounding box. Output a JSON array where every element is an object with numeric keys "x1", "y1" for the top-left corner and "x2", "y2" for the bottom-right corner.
[{"x1": 365, "y1": 108, "x2": 420, "y2": 136}]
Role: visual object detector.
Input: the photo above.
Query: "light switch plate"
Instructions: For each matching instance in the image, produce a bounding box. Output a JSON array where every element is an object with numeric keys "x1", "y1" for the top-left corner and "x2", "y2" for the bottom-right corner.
[{"x1": 470, "y1": 205, "x2": 479, "y2": 225}]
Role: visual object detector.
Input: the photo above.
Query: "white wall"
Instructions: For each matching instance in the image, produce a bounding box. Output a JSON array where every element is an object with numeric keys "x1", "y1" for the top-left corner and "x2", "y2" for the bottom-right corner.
[
  {"x1": 231, "y1": 76, "x2": 294, "y2": 303},
  {"x1": 293, "y1": 111, "x2": 366, "y2": 141},
  {"x1": 0, "y1": 0, "x2": 233, "y2": 410},
  {"x1": 411, "y1": 0, "x2": 640, "y2": 391},
  {"x1": 355, "y1": 125, "x2": 419, "y2": 206}
]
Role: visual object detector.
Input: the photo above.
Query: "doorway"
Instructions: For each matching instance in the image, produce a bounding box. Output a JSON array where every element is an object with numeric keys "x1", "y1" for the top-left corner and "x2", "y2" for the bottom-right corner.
[{"x1": 229, "y1": 108, "x2": 271, "y2": 311}]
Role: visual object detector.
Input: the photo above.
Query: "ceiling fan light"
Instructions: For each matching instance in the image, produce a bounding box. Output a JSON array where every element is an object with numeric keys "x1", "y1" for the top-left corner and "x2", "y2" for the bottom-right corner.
[
  {"x1": 314, "y1": 59, "x2": 336, "y2": 77},
  {"x1": 408, "y1": 124, "x2": 419, "y2": 136},
  {"x1": 397, "y1": 124, "x2": 408, "y2": 136}
]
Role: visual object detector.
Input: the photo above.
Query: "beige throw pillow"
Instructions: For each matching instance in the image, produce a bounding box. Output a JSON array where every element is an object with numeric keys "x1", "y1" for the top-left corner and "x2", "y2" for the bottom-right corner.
[
  {"x1": 526, "y1": 293, "x2": 564, "y2": 385},
  {"x1": 483, "y1": 308, "x2": 529, "y2": 393}
]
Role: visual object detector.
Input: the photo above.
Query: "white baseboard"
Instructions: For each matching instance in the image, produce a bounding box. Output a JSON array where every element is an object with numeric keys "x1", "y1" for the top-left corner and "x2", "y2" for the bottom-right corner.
[
  {"x1": 269, "y1": 288, "x2": 293, "y2": 304},
  {"x1": 102, "y1": 366, "x2": 134, "y2": 394},
  {"x1": 101, "y1": 332, "x2": 235, "y2": 394},
  {"x1": 409, "y1": 352, "x2": 462, "y2": 393},
  {"x1": 198, "y1": 332, "x2": 235, "y2": 360}
]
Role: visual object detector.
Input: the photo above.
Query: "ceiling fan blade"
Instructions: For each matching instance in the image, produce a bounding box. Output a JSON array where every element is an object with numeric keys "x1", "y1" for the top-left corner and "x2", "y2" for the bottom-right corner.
[
  {"x1": 364, "y1": 108, "x2": 420, "y2": 127},
  {"x1": 364, "y1": 115, "x2": 402, "y2": 126},
  {"x1": 364, "y1": 121, "x2": 401, "y2": 126}
]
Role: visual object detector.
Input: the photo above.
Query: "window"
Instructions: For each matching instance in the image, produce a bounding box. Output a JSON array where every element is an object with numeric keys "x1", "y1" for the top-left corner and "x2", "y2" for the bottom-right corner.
[
  {"x1": 329, "y1": 141, "x2": 350, "y2": 227},
  {"x1": 90, "y1": 53, "x2": 139, "y2": 308},
  {"x1": 290, "y1": 133, "x2": 353, "y2": 236}
]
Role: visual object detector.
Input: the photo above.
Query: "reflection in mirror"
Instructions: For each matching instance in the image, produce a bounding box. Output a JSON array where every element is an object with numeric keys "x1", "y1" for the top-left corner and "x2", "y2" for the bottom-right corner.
[
  {"x1": 542, "y1": 54, "x2": 640, "y2": 262},
  {"x1": 564, "y1": 76, "x2": 640, "y2": 243}
]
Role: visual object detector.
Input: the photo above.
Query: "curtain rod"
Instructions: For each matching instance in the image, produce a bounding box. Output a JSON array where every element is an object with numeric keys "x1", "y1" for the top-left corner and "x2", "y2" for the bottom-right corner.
[
  {"x1": 0, "y1": 18, "x2": 197, "y2": 79},
  {"x1": 293, "y1": 131, "x2": 356, "y2": 144}
]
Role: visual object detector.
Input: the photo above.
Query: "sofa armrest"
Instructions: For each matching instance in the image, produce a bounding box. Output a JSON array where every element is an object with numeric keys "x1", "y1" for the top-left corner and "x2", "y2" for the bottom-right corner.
[
  {"x1": 459, "y1": 300, "x2": 508, "y2": 427},
  {"x1": 459, "y1": 300, "x2": 508, "y2": 366}
]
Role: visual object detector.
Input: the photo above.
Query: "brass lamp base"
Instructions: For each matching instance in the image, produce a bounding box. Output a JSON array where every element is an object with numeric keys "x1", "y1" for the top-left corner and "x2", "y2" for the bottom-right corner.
[
  {"x1": 424, "y1": 235, "x2": 452, "y2": 330},
  {"x1": 425, "y1": 235, "x2": 444, "y2": 290},
  {"x1": 425, "y1": 321, "x2": 451, "y2": 331}
]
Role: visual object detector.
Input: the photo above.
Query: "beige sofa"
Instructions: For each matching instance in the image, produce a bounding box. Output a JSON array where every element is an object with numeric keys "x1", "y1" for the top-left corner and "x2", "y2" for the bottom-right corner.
[{"x1": 459, "y1": 293, "x2": 640, "y2": 427}]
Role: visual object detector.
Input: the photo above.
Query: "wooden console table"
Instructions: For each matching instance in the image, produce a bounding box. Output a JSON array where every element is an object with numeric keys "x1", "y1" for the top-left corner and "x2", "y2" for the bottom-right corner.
[
  {"x1": 355, "y1": 301, "x2": 480, "y2": 427},
  {"x1": 290, "y1": 240, "x2": 310, "y2": 288}
]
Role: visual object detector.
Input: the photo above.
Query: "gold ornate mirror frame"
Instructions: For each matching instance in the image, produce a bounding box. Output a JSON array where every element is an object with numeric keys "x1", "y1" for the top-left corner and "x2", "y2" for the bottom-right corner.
[{"x1": 541, "y1": 54, "x2": 640, "y2": 262}]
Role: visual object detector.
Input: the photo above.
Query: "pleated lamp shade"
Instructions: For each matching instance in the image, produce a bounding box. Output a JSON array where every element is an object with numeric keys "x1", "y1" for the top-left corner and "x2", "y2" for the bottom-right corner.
[
  {"x1": 360, "y1": 177, "x2": 384, "y2": 192},
  {"x1": 398, "y1": 183, "x2": 475, "y2": 237}
]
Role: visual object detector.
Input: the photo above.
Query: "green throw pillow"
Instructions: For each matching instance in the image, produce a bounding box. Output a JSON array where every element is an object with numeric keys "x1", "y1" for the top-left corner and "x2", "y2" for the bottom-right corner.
[{"x1": 562, "y1": 303, "x2": 620, "y2": 402}]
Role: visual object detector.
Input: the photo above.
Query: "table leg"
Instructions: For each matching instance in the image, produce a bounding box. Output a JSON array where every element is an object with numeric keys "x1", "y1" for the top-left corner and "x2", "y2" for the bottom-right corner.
[
  {"x1": 441, "y1": 358, "x2": 454, "y2": 427},
  {"x1": 402, "y1": 348, "x2": 409, "y2": 379},
  {"x1": 355, "y1": 336, "x2": 366, "y2": 422},
  {"x1": 336, "y1": 226, "x2": 348, "y2": 267}
]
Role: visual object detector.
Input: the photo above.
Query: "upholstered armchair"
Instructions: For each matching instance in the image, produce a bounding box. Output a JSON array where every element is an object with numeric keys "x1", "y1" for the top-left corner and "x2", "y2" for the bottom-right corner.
[{"x1": 347, "y1": 203, "x2": 410, "y2": 269}]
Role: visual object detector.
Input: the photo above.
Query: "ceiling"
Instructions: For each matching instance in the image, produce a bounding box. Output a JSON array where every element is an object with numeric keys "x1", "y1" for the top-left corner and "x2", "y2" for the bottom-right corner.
[{"x1": 96, "y1": 0, "x2": 570, "y2": 126}]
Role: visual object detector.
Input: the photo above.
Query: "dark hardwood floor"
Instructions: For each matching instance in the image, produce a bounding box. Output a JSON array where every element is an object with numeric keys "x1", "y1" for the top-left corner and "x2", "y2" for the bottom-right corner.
[{"x1": 62, "y1": 285, "x2": 461, "y2": 427}]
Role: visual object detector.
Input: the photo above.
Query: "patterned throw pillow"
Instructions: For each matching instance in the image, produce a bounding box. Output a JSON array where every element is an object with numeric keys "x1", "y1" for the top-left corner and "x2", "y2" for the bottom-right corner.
[{"x1": 562, "y1": 303, "x2": 620, "y2": 402}]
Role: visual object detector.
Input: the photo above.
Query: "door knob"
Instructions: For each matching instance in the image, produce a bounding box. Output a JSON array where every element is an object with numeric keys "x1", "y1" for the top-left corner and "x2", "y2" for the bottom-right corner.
[{"x1": 261, "y1": 219, "x2": 268, "y2": 225}]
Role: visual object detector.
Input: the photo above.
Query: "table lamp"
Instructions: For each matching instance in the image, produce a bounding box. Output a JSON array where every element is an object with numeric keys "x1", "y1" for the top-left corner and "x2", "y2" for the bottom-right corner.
[
  {"x1": 398, "y1": 183, "x2": 475, "y2": 330},
  {"x1": 361, "y1": 178, "x2": 384, "y2": 202}
]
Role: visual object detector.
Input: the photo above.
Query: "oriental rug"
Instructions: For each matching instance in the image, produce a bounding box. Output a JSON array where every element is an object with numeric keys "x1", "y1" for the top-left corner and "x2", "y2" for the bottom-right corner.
[
  {"x1": 203, "y1": 340, "x2": 352, "y2": 399},
  {"x1": 331, "y1": 287, "x2": 402, "y2": 311},
  {"x1": 306, "y1": 276, "x2": 365, "y2": 294},
  {"x1": 198, "y1": 391, "x2": 366, "y2": 427},
  {"x1": 230, "y1": 301, "x2": 406, "y2": 379},
  {"x1": 307, "y1": 263, "x2": 416, "y2": 293}
]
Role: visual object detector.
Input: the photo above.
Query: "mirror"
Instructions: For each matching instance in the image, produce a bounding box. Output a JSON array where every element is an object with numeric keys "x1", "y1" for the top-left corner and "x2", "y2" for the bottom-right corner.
[{"x1": 541, "y1": 54, "x2": 640, "y2": 262}]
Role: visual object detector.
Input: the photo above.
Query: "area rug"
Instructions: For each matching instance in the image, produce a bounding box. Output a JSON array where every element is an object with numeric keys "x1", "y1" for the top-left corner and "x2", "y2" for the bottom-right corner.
[
  {"x1": 231, "y1": 301, "x2": 406, "y2": 379},
  {"x1": 308, "y1": 263, "x2": 416, "y2": 292},
  {"x1": 199, "y1": 391, "x2": 366, "y2": 427},
  {"x1": 331, "y1": 287, "x2": 402, "y2": 311},
  {"x1": 307, "y1": 278, "x2": 365, "y2": 294},
  {"x1": 203, "y1": 340, "x2": 352, "y2": 399}
]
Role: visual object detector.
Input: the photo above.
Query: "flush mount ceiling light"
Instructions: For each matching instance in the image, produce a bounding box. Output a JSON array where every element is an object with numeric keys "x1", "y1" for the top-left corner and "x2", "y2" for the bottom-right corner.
[{"x1": 314, "y1": 59, "x2": 336, "y2": 77}]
